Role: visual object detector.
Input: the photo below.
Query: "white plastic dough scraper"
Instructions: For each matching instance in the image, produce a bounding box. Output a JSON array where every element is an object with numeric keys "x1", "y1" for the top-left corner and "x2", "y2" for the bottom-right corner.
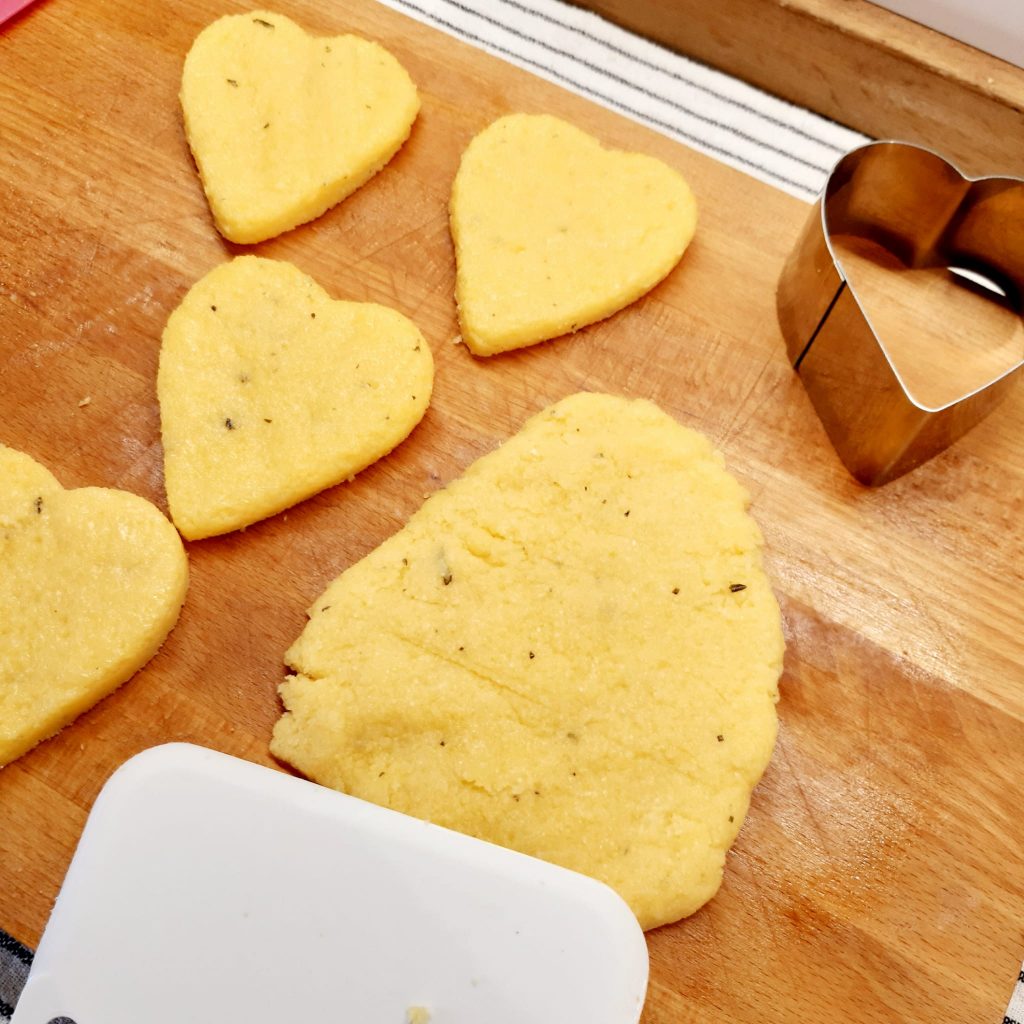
[{"x1": 12, "y1": 743, "x2": 649, "y2": 1024}]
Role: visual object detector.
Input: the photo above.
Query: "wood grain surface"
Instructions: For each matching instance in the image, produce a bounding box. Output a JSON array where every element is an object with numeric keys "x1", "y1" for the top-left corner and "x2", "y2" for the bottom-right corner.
[
  {"x1": 577, "y1": 0, "x2": 1024, "y2": 181},
  {"x1": 1, "y1": 1, "x2": 1023, "y2": 1021}
]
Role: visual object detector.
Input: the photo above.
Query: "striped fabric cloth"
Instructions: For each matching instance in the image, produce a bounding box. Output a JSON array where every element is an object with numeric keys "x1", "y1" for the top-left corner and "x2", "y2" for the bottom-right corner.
[
  {"x1": 1007, "y1": 967, "x2": 1024, "y2": 1024},
  {"x1": 378, "y1": 0, "x2": 868, "y2": 199},
  {"x1": 0, "y1": 934, "x2": 31, "y2": 1024}
]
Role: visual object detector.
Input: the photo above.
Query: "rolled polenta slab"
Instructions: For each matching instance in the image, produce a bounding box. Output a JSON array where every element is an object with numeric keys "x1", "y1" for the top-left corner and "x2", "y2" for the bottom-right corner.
[
  {"x1": 181, "y1": 10, "x2": 419, "y2": 243},
  {"x1": 0, "y1": 446, "x2": 188, "y2": 767},
  {"x1": 272, "y1": 393, "x2": 783, "y2": 930},
  {"x1": 450, "y1": 114, "x2": 698, "y2": 355},
  {"x1": 158, "y1": 256, "x2": 434, "y2": 540}
]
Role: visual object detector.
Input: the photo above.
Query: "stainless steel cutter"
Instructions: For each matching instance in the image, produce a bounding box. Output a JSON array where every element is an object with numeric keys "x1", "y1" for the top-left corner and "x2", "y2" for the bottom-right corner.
[{"x1": 777, "y1": 141, "x2": 1024, "y2": 485}]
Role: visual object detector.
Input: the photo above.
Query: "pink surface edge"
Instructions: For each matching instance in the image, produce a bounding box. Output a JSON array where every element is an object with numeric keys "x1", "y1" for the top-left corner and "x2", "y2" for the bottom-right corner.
[{"x1": 0, "y1": 0, "x2": 37, "y2": 27}]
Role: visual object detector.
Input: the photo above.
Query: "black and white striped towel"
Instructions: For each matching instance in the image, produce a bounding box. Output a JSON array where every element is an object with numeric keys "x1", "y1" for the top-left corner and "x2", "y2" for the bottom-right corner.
[
  {"x1": 2, "y1": 1, "x2": 1020, "y2": 1022},
  {"x1": 378, "y1": 0, "x2": 867, "y2": 199},
  {"x1": 0, "y1": 934, "x2": 31, "y2": 1023},
  {"x1": 1007, "y1": 968, "x2": 1024, "y2": 1024}
]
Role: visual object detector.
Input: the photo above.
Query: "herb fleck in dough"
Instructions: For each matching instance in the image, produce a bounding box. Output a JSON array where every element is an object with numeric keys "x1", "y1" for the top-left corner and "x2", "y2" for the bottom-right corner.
[
  {"x1": 450, "y1": 114, "x2": 698, "y2": 355},
  {"x1": 181, "y1": 10, "x2": 419, "y2": 243},
  {"x1": 158, "y1": 256, "x2": 433, "y2": 540},
  {"x1": 271, "y1": 393, "x2": 783, "y2": 930},
  {"x1": 0, "y1": 446, "x2": 188, "y2": 767}
]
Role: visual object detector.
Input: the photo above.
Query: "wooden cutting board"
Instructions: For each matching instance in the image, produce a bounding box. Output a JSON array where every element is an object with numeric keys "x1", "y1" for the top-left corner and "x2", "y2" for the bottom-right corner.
[{"x1": 1, "y1": 1, "x2": 1022, "y2": 1021}]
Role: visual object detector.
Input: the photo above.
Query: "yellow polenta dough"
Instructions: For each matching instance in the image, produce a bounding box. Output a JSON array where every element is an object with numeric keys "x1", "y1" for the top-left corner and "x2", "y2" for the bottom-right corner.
[
  {"x1": 158, "y1": 256, "x2": 433, "y2": 540},
  {"x1": 181, "y1": 10, "x2": 419, "y2": 243},
  {"x1": 0, "y1": 446, "x2": 188, "y2": 767},
  {"x1": 272, "y1": 393, "x2": 783, "y2": 929},
  {"x1": 450, "y1": 114, "x2": 697, "y2": 356}
]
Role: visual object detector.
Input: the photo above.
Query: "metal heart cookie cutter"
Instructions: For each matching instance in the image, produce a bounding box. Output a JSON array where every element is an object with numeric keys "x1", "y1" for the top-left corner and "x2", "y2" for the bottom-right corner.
[{"x1": 777, "y1": 141, "x2": 1024, "y2": 485}]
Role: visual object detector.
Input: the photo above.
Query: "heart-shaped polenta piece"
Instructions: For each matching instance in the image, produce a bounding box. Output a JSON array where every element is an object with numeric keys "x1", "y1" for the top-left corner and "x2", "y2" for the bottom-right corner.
[
  {"x1": 450, "y1": 114, "x2": 698, "y2": 356},
  {"x1": 0, "y1": 446, "x2": 188, "y2": 768},
  {"x1": 158, "y1": 256, "x2": 434, "y2": 540},
  {"x1": 271, "y1": 393, "x2": 783, "y2": 930},
  {"x1": 181, "y1": 10, "x2": 419, "y2": 244}
]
